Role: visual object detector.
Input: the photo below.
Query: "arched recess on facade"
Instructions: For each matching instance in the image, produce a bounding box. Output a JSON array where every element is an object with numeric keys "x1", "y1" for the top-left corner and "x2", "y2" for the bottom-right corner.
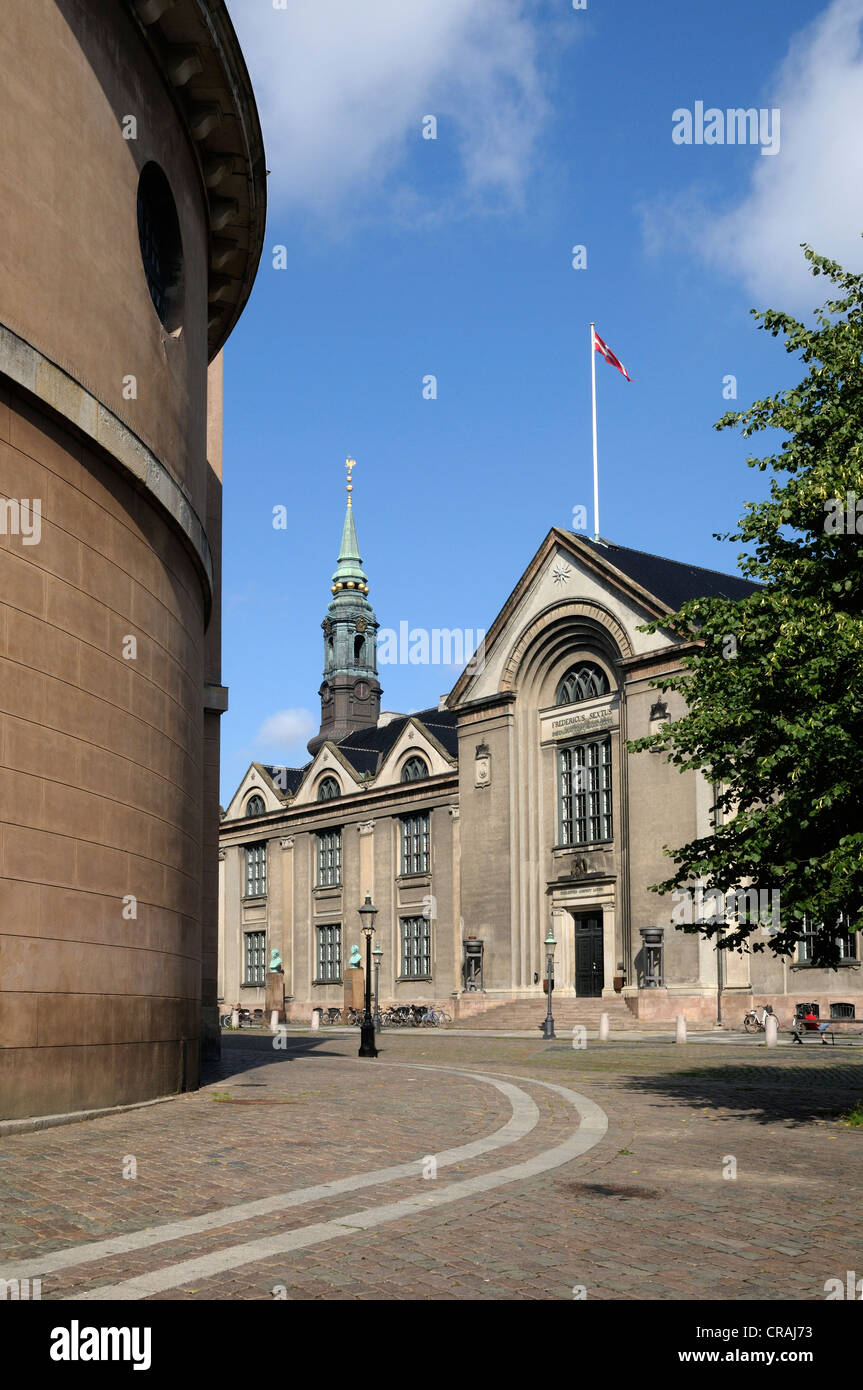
[{"x1": 498, "y1": 600, "x2": 632, "y2": 707}]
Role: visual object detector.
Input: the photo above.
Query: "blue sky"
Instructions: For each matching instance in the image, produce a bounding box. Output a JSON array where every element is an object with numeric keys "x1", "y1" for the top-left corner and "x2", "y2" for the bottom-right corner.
[{"x1": 219, "y1": 0, "x2": 863, "y2": 801}]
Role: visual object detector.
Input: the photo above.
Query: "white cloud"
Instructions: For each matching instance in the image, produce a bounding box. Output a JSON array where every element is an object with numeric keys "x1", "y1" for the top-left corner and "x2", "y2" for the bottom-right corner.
[
  {"x1": 644, "y1": 0, "x2": 863, "y2": 310},
  {"x1": 256, "y1": 707, "x2": 317, "y2": 751},
  {"x1": 227, "y1": 0, "x2": 554, "y2": 221}
]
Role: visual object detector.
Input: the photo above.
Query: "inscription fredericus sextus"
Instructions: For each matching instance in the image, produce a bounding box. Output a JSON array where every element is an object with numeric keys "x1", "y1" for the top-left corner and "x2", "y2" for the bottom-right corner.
[{"x1": 549, "y1": 709, "x2": 614, "y2": 738}]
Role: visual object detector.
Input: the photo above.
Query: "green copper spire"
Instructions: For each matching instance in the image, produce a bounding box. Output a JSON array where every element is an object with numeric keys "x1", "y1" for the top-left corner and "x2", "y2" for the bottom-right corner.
[
  {"x1": 331, "y1": 458, "x2": 370, "y2": 597},
  {"x1": 308, "y1": 458, "x2": 382, "y2": 755}
]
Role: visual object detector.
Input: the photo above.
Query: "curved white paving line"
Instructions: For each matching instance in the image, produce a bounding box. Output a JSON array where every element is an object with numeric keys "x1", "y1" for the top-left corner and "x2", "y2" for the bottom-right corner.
[
  {"x1": 69, "y1": 1072, "x2": 609, "y2": 1301},
  {"x1": 0, "y1": 1070, "x2": 538, "y2": 1285}
]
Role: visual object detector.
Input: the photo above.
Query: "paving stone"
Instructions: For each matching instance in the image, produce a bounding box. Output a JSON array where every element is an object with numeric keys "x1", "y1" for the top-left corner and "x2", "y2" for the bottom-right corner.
[{"x1": 0, "y1": 1034, "x2": 861, "y2": 1301}]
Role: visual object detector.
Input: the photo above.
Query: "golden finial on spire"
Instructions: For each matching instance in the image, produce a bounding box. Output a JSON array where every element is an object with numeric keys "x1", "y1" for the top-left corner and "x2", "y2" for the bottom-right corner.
[{"x1": 345, "y1": 457, "x2": 356, "y2": 505}]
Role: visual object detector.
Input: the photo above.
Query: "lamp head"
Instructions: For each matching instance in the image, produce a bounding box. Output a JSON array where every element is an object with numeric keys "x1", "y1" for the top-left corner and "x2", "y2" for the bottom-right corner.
[{"x1": 359, "y1": 892, "x2": 378, "y2": 939}]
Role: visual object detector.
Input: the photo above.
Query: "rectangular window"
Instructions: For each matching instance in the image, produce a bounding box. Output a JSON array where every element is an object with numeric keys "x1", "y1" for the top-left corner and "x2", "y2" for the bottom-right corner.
[
  {"x1": 559, "y1": 737, "x2": 612, "y2": 845},
  {"x1": 244, "y1": 930, "x2": 266, "y2": 987},
  {"x1": 316, "y1": 924, "x2": 342, "y2": 983},
  {"x1": 401, "y1": 813, "x2": 430, "y2": 874},
  {"x1": 244, "y1": 843, "x2": 267, "y2": 897},
  {"x1": 317, "y1": 829, "x2": 342, "y2": 886},
  {"x1": 798, "y1": 912, "x2": 858, "y2": 965},
  {"x1": 838, "y1": 915, "x2": 859, "y2": 962},
  {"x1": 401, "y1": 915, "x2": 431, "y2": 979}
]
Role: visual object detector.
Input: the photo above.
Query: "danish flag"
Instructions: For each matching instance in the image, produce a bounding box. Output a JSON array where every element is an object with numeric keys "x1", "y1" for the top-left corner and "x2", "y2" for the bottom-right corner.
[{"x1": 593, "y1": 328, "x2": 631, "y2": 381}]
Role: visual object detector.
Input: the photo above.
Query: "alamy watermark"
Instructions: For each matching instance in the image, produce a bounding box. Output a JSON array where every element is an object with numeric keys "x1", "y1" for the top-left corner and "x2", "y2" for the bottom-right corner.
[
  {"x1": 377, "y1": 623, "x2": 485, "y2": 670},
  {"x1": 672, "y1": 886, "x2": 781, "y2": 936},
  {"x1": 672, "y1": 102, "x2": 780, "y2": 156},
  {"x1": 824, "y1": 1270, "x2": 862, "y2": 1300},
  {"x1": 824, "y1": 492, "x2": 863, "y2": 534},
  {"x1": 0, "y1": 497, "x2": 41, "y2": 545}
]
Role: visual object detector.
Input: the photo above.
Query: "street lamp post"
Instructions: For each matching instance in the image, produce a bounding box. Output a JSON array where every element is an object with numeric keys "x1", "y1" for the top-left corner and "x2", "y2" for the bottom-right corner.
[
  {"x1": 358, "y1": 894, "x2": 378, "y2": 1058},
  {"x1": 542, "y1": 927, "x2": 557, "y2": 1040},
  {"x1": 372, "y1": 942, "x2": 383, "y2": 1032}
]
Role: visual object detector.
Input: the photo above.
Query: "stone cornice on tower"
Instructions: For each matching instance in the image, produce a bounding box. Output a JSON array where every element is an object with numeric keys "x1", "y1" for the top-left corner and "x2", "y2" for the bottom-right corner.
[{"x1": 124, "y1": 0, "x2": 267, "y2": 360}]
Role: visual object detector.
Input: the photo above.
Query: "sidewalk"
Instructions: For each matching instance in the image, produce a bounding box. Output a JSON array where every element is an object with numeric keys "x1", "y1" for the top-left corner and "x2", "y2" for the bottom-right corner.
[
  {"x1": 229, "y1": 1023, "x2": 863, "y2": 1046},
  {"x1": 1, "y1": 1033, "x2": 860, "y2": 1301}
]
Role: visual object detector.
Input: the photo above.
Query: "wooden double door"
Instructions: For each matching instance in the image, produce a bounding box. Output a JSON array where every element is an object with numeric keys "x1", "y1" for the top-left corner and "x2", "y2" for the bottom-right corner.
[{"x1": 574, "y1": 913, "x2": 604, "y2": 997}]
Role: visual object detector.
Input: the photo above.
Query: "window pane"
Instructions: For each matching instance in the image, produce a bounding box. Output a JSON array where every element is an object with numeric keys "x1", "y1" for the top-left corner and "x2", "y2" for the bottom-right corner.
[
  {"x1": 317, "y1": 830, "x2": 342, "y2": 886},
  {"x1": 316, "y1": 925, "x2": 342, "y2": 982},
  {"x1": 244, "y1": 930, "x2": 266, "y2": 986},
  {"x1": 557, "y1": 663, "x2": 610, "y2": 706},
  {"x1": 401, "y1": 916, "x2": 431, "y2": 978},
  {"x1": 244, "y1": 844, "x2": 267, "y2": 897},
  {"x1": 401, "y1": 813, "x2": 430, "y2": 874},
  {"x1": 559, "y1": 738, "x2": 611, "y2": 846}
]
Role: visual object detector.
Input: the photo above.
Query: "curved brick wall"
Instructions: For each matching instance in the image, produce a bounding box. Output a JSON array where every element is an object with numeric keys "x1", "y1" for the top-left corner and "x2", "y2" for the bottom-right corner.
[
  {"x1": 0, "y1": 0, "x2": 264, "y2": 1120},
  {"x1": 0, "y1": 391, "x2": 206, "y2": 1117}
]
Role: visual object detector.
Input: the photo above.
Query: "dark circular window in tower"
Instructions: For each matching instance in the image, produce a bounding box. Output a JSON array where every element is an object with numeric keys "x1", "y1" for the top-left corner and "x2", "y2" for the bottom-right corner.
[{"x1": 137, "y1": 162, "x2": 184, "y2": 330}]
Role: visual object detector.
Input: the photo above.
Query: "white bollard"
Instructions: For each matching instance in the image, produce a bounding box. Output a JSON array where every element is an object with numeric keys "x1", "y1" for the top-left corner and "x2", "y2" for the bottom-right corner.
[
  {"x1": 231, "y1": 1008, "x2": 239, "y2": 1029},
  {"x1": 765, "y1": 1013, "x2": 778, "y2": 1046},
  {"x1": 270, "y1": 1010, "x2": 279, "y2": 1032},
  {"x1": 675, "y1": 1014, "x2": 687, "y2": 1044},
  {"x1": 310, "y1": 1009, "x2": 320, "y2": 1031},
  {"x1": 598, "y1": 1011, "x2": 610, "y2": 1041}
]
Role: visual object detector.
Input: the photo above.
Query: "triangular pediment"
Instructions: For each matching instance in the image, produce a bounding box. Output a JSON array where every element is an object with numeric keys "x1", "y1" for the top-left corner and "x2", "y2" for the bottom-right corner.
[
  {"x1": 290, "y1": 743, "x2": 366, "y2": 806},
  {"x1": 448, "y1": 530, "x2": 677, "y2": 706},
  {"x1": 374, "y1": 717, "x2": 457, "y2": 789},
  {"x1": 224, "y1": 763, "x2": 289, "y2": 821}
]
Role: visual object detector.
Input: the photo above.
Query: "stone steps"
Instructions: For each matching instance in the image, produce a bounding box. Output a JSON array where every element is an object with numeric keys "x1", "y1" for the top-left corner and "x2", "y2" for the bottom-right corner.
[{"x1": 456, "y1": 997, "x2": 694, "y2": 1031}]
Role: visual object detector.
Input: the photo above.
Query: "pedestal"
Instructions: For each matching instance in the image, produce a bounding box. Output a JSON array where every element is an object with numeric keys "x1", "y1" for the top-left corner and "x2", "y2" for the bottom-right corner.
[
  {"x1": 266, "y1": 970, "x2": 285, "y2": 1023},
  {"x1": 344, "y1": 968, "x2": 365, "y2": 1011}
]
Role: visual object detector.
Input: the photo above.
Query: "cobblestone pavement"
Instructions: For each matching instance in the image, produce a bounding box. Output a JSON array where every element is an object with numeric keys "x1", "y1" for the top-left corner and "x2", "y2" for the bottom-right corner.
[{"x1": 0, "y1": 1032, "x2": 861, "y2": 1301}]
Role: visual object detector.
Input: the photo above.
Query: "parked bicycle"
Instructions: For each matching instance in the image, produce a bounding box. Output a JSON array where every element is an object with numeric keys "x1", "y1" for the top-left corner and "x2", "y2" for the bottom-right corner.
[
  {"x1": 743, "y1": 1004, "x2": 777, "y2": 1033},
  {"x1": 220, "y1": 1006, "x2": 251, "y2": 1028},
  {"x1": 421, "y1": 1006, "x2": 452, "y2": 1026},
  {"x1": 374, "y1": 1004, "x2": 452, "y2": 1027}
]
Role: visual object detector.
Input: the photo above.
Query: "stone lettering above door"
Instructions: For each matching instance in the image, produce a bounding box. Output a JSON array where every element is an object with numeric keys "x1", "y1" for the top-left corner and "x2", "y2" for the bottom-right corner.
[{"x1": 546, "y1": 708, "x2": 615, "y2": 740}]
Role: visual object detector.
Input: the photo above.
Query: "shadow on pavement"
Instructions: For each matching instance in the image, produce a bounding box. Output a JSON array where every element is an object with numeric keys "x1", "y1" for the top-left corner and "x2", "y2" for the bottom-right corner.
[
  {"x1": 202, "y1": 1032, "x2": 389, "y2": 1085},
  {"x1": 623, "y1": 1061, "x2": 863, "y2": 1126}
]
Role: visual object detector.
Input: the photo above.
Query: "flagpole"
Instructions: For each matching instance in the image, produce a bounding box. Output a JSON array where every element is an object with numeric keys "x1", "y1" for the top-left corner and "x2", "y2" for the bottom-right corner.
[{"x1": 590, "y1": 321, "x2": 599, "y2": 541}]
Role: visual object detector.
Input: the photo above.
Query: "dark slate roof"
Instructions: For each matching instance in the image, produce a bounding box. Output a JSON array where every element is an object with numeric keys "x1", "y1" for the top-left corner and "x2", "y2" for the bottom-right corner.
[
  {"x1": 578, "y1": 537, "x2": 760, "y2": 610},
  {"x1": 259, "y1": 707, "x2": 460, "y2": 792},
  {"x1": 335, "y1": 706, "x2": 459, "y2": 776},
  {"x1": 262, "y1": 764, "x2": 307, "y2": 795}
]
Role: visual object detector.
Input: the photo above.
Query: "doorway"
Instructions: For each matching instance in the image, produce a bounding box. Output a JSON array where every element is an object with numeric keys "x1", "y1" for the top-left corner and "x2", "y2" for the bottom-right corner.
[{"x1": 574, "y1": 913, "x2": 604, "y2": 997}]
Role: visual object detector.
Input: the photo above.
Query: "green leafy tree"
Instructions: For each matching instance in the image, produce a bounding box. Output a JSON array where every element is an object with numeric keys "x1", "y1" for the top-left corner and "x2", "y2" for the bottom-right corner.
[{"x1": 630, "y1": 244, "x2": 863, "y2": 965}]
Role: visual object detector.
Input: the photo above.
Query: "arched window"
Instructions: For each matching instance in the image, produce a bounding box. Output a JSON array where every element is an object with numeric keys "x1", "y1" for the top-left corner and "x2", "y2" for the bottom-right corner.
[
  {"x1": 245, "y1": 794, "x2": 266, "y2": 817},
  {"x1": 556, "y1": 662, "x2": 610, "y2": 706},
  {"x1": 354, "y1": 634, "x2": 365, "y2": 664},
  {"x1": 137, "y1": 162, "x2": 184, "y2": 330},
  {"x1": 401, "y1": 755, "x2": 429, "y2": 783},
  {"x1": 317, "y1": 776, "x2": 341, "y2": 801}
]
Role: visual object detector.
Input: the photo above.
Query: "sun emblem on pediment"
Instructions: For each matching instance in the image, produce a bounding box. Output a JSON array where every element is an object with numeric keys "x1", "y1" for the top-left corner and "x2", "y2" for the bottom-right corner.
[{"x1": 552, "y1": 562, "x2": 571, "y2": 586}]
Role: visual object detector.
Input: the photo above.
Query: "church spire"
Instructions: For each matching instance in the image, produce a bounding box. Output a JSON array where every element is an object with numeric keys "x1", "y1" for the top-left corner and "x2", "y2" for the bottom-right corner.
[
  {"x1": 331, "y1": 458, "x2": 370, "y2": 598},
  {"x1": 308, "y1": 459, "x2": 382, "y2": 756}
]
